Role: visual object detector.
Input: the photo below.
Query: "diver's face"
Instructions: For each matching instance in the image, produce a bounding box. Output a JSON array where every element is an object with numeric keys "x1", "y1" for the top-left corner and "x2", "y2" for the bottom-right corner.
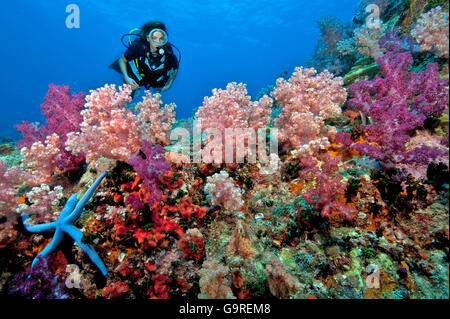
[{"x1": 148, "y1": 31, "x2": 165, "y2": 51}]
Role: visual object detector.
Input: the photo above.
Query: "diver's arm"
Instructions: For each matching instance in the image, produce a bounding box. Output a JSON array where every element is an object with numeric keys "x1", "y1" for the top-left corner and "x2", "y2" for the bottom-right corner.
[
  {"x1": 119, "y1": 56, "x2": 139, "y2": 90},
  {"x1": 118, "y1": 56, "x2": 129, "y2": 78},
  {"x1": 160, "y1": 69, "x2": 178, "y2": 93}
]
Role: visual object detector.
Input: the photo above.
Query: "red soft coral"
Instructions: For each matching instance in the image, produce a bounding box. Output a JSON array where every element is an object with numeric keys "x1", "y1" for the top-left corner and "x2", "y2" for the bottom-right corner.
[
  {"x1": 178, "y1": 228, "x2": 205, "y2": 262},
  {"x1": 133, "y1": 228, "x2": 157, "y2": 249},
  {"x1": 178, "y1": 197, "x2": 207, "y2": 220},
  {"x1": 149, "y1": 274, "x2": 171, "y2": 299},
  {"x1": 299, "y1": 153, "x2": 355, "y2": 221},
  {"x1": 102, "y1": 281, "x2": 130, "y2": 299},
  {"x1": 127, "y1": 140, "x2": 171, "y2": 205}
]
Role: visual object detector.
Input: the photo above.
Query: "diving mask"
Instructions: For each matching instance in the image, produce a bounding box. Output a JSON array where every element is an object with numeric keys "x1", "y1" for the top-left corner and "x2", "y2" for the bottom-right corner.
[{"x1": 148, "y1": 28, "x2": 168, "y2": 46}]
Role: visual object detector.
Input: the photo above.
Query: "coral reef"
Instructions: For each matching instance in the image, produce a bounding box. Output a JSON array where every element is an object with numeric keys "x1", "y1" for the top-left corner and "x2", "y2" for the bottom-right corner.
[
  {"x1": 0, "y1": 0, "x2": 448, "y2": 301},
  {"x1": 65, "y1": 84, "x2": 141, "y2": 162}
]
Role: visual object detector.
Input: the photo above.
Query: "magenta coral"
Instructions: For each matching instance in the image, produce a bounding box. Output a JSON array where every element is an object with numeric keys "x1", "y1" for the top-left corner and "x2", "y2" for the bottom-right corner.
[
  {"x1": 14, "y1": 121, "x2": 44, "y2": 150},
  {"x1": 40, "y1": 84, "x2": 86, "y2": 171},
  {"x1": 379, "y1": 28, "x2": 415, "y2": 54},
  {"x1": 126, "y1": 140, "x2": 171, "y2": 205},
  {"x1": 299, "y1": 153, "x2": 355, "y2": 221},
  {"x1": 40, "y1": 84, "x2": 85, "y2": 132},
  {"x1": 15, "y1": 84, "x2": 86, "y2": 172},
  {"x1": 124, "y1": 192, "x2": 145, "y2": 211},
  {"x1": 411, "y1": 6, "x2": 449, "y2": 58},
  {"x1": 65, "y1": 84, "x2": 142, "y2": 163},
  {"x1": 397, "y1": 131, "x2": 449, "y2": 180},
  {"x1": 341, "y1": 51, "x2": 449, "y2": 169},
  {"x1": 272, "y1": 67, "x2": 346, "y2": 158}
]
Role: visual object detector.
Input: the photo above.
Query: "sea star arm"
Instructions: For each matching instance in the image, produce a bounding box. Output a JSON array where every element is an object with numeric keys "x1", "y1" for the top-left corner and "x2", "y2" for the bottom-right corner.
[
  {"x1": 21, "y1": 193, "x2": 79, "y2": 233},
  {"x1": 58, "y1": 193, "x2": 79, "y2": 219},
  {"x1": 30, "y1": 229, "x2": 64, "y2": 268},
  {"x1": 21, "y1": 217, "x2": 57, "y2": 233},
  {"x1": 63, "y1": 224, "x2": 108, "y2": 276},
  {"x1": 66, "y1": 171, "x2": 108, "y2": 224},
  {"x1": 22, "y1": 172, "x2": 109, "y2": 276}
]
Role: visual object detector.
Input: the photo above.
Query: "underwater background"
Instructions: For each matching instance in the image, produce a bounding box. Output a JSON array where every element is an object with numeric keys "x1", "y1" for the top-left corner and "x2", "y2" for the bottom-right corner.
[
  {"x1": 0, "y1": 0, "x2": 449, "y2": 300},
  {"x1": 1, "y1": 0, "x2": 358, "y2": 140}
]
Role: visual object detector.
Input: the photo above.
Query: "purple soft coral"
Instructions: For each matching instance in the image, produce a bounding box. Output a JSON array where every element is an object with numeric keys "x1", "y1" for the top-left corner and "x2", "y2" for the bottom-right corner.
[
  {"x1": 15, "y1": 84, "x2": 86, "y2": 172},
  {"x1": 379, "y1": 28, "x2": 416, "y2": 54},
  {"x1": 9, "y1": 255, "x2": 70, "y2": 299},
  {"x1": 343, "y1": 52, "x2": 448, "y2": 169},
  {"x1": 127, "y1": 140, "x2": 171, "y2": 205}
]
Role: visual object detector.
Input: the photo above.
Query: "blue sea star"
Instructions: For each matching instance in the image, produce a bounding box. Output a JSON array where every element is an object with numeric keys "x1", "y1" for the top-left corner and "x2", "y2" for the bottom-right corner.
[{"x1": 22, "y1": 171, "x2": 109, "y2": 276}]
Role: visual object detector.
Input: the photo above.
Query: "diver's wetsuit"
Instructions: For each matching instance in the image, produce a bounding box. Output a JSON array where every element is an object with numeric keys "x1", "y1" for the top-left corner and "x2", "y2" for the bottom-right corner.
[{"x1": 110, "y1": 38, "x2": 178, "y2": 90}]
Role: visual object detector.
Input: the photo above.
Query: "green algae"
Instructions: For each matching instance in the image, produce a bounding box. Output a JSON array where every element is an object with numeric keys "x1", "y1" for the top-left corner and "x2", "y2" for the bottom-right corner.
[{"x1": 343, "y1": 62, "x2": 379, "y2": 86}]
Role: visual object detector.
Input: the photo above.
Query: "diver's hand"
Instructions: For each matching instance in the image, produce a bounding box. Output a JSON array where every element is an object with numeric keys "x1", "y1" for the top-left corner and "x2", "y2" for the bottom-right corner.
[{"x1": 125, "y1": 76, "x2": 139, "y2": 90}]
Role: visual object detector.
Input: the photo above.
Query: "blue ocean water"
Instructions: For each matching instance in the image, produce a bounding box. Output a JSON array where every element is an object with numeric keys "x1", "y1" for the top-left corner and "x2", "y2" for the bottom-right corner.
[{"x1": 0, "y1": 0, "x2": 358, "y2": 140}]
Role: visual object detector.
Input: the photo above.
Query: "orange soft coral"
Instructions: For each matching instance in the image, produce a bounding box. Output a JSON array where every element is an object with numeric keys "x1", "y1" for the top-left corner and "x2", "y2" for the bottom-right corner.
[
  {"x1": 178, "y1": 228, "x2": 205, "y2": 262},
  {"x1": 178, "y1": 197, "x2": 207, "y2": 220}
]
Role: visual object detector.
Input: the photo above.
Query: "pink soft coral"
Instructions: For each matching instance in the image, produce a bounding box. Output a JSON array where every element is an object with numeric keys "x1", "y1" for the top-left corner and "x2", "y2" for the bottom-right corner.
[
  {"x1": 196, "y1": 82, "x2": 272, "y2": 132},
  {"x1": 136, "y1": 91, "x2": 176, "y2": 146},
  {"x1": 20, "y1": 133, "x2": 61, "y2": 185},
  {"x1": 17, "y1": 184, "x2": 64, "y2": 225},
  {"x1": 411, "y1": 6, "x2": 449, "y2": 58},
  {"x1": 65, "y1": 84, "x2": 142, "y2": 162},
  {"x1": 195, "y1": 82, "x2": 272, "y2": 165},
  {"x1": 204, "y1": 170, "x2": 244, "y2": 213},
  {"x1": 14, "y1": 121, "x2": 44, "y2": 150},
  {"x1": 272, "y1": 67, "x2": 346, "y2": 158},
  {"x1": 41, "y1": 84, "x2": 86, "y2": 171},
  {"x1": 0, "y1": 160, "x2": 23, "y2": 245}
]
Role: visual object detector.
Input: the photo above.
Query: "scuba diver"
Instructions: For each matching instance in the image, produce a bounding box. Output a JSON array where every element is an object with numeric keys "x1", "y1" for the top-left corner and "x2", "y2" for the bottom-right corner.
[{"x1": 109, "y1": 21, "x2": 180, "y2": 95}]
